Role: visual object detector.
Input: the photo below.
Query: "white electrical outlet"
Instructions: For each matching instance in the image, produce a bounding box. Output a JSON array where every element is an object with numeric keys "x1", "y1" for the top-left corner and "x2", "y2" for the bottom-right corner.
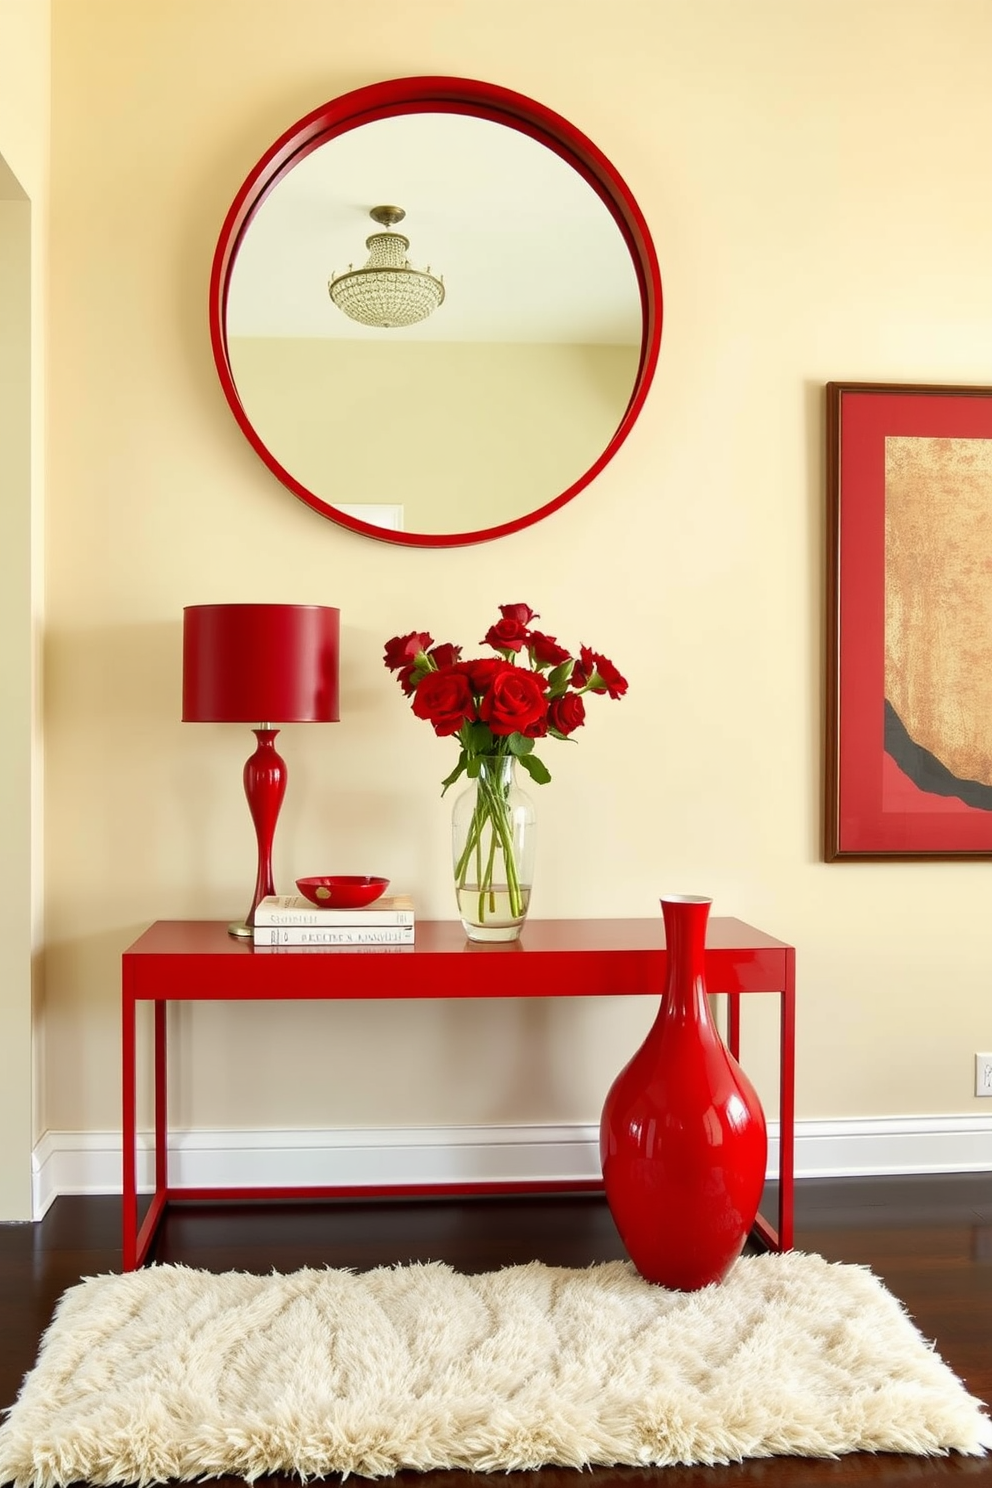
[{"x1": 976, "y1": 1053, "x2": 992, "y2": 1097}]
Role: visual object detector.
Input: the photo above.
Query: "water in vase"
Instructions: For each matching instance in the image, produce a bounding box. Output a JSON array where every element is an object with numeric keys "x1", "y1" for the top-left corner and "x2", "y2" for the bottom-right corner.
[{"x1": 456, "y1": 883, "x2": 532, "y2": 941}]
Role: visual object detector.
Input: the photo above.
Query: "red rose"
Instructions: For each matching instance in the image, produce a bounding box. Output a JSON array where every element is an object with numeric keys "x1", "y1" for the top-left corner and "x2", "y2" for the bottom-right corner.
[
  {"x1": 573, "y1": 645, "x2": 628, "y2": 699},
  {"x1": 412, "y1": 669, "x2": 476, "y2": 736},
  {"x1": 396, "y1": 662, "x2": 418, "y2": 696},
  {"x1": 548, "y1": 692, "x2": 586, "y2": 736},
  {"x1": 479, "y1": 668, "x2": 549, "y2": 737},
  {"x1": 483, "y1": 618, "x2": 530, "y2": 653},
  {"x1": 384, "y1": 631, "x2": 433, "y2": 671},
  {"x1": 429, "y1": 642, "x2": 462, "y2": 669},
  {"x1": 592, "y1": 653, "x2": 628, "y2": 700},
  {"x1": 528, "y1": 631, "x2": 571, "y2": 668},
  {"x1": 457, "y1": 657, "x2": 515, "y2": 694},
  {"x1": 570, "y1": 645, "x2": 595, "y2": 688},
  {"x1": 499, "y1": 602, "x2": 539, "y2": 625}
]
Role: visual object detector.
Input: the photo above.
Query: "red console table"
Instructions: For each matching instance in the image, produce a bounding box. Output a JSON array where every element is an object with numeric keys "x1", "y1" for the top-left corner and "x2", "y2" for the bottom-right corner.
[{"x1": 122, "y1": 917, "x2": 795, "y2": 1270}]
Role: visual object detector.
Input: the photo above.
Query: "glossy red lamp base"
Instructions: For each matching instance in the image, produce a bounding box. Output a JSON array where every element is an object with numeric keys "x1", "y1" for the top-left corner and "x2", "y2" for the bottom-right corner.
[
  {"x1": 229, "y1": 728, "x2": 287, "y2": 939},
  {"x1": 600, "y1": 895, "x2": 768, "y2": 1291}
]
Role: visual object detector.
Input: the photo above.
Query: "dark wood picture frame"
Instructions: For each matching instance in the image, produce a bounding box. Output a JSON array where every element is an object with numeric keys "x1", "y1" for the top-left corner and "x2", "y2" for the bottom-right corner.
[{"x1": 825, "y1": 381, "x2": 992, "y2": 859}]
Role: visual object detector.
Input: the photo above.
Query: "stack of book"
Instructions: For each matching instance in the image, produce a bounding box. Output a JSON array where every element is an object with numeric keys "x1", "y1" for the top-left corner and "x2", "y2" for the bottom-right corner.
[{"x1": 252, "y1": 894, "x2": 415, "y2": 946}]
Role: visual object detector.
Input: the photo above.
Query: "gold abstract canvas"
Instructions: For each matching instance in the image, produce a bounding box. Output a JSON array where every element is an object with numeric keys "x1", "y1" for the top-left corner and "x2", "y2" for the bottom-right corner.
[{"x1": 884, "y1": 436, "x2": 992, "y2": 795}]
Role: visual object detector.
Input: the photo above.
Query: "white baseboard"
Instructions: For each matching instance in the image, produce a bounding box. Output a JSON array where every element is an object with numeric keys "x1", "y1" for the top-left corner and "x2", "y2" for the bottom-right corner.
[{"x1": 31, "y1": 1115, "x2": 992, "y2": 1222}]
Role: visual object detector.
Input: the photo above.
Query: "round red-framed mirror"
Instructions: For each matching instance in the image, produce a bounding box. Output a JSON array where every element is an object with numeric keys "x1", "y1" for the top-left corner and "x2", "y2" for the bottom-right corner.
[{"x1": 209, "y1": 76, "x2": 662, "y2": 547}]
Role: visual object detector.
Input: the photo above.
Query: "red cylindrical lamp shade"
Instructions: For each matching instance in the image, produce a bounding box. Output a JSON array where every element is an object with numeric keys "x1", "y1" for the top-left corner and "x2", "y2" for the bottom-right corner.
[{"x1": 182, "y1": 604, "x2": 340, "y2": 723}]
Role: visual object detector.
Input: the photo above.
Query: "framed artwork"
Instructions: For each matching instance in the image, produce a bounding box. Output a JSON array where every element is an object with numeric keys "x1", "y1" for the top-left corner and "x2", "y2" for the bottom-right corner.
[{"x1": 825, "y1": 381, "x2": 992, "y2": 859}]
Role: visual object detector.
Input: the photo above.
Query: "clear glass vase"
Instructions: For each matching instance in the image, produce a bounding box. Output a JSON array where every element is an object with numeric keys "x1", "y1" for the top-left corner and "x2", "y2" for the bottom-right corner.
[{"x1": 451, "y1": 754, "x2": 536, "y2": 942}]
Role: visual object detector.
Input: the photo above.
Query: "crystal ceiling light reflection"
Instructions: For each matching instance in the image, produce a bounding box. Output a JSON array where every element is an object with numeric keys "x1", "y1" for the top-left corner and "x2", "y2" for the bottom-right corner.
[{"x1": 328, "y1": 205, "x2": 445, "y2": 329}]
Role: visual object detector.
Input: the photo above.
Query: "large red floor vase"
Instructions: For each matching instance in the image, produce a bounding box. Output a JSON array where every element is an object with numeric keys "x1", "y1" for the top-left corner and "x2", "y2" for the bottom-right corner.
[{"x1": 600, "y1": 894, "x2": 768, "y2": 1290}]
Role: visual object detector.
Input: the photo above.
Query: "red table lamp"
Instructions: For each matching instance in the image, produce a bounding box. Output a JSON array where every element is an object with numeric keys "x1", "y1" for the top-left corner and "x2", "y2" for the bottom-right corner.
[{"x1": 182, "y1": 603, "x2": 340, "y2": 938}]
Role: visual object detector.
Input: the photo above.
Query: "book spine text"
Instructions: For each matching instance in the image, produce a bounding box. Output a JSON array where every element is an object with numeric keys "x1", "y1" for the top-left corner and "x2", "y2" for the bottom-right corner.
[{"x1": 252, "y1": 926, "x2": 415, "y2": 946}]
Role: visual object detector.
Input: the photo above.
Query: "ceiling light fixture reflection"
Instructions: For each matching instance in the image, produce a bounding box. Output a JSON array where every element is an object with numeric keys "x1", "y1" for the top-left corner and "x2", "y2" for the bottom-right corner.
[{"x1": 328, "y1": 205, "x2": 445, "y2": 329}]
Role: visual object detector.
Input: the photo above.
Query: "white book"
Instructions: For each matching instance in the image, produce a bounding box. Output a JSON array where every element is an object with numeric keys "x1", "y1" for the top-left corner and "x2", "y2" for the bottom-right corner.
[
  {"x1": 253, "y1": 894, "x2": 415, "y2": 927},
  {"x1": 252, "y1": 924, "x2": 415, "y2": 947},
  {"x1": 253, "y1": 942, "x2": 410, "y2": 955}
]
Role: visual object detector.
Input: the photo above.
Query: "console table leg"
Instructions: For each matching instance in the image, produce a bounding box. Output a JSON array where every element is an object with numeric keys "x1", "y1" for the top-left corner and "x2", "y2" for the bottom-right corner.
[
  {"x1": 779, "y1": 956, "x2": 796, "y2": 1250},
  {"x1": 154, "y1": 1001, "x2": 167, "y2": 1193},
  {"x1": 121, "y1": 981, "x2": 137, "y2": 1271},
  {"x1": 726, "y1": 992, "x2": 741, "y2": 1061},
  {"x1": 726, "y1": 985, "x2": 796, "y2": 1255}
]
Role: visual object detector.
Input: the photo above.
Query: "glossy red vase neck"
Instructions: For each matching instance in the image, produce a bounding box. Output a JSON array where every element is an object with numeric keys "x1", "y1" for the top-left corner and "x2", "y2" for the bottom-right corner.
[{"x1": 660, "y1": 895, "x2": 712, "y2": 1024}]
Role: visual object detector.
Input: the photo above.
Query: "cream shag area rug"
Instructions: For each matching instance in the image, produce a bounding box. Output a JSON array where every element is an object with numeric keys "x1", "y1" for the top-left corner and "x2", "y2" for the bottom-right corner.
[{"x1": 1, "y1": 1253, "x2": 989, "y2": 1486}]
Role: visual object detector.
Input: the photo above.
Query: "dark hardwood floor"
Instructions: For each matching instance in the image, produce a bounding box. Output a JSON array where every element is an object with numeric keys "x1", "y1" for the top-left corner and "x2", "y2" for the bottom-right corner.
[{"x1": 1, "y1": 1173, "x2": 990, "y2": 1486}]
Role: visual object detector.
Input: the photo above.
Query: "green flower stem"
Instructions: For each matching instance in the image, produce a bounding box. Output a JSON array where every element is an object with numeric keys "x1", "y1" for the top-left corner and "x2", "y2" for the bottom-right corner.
[
  {"x1": 453, "y1": 757, "x2": 524, "y2": 922},
  {"x1": 482, "y1": 768, "x2": 524, "y2": 916}
]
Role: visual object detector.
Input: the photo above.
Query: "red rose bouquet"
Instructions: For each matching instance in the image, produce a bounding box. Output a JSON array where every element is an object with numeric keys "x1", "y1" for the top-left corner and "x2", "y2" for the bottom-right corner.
[{"x1": 384, "y1": 603, "x2": 627, "y2": 935}]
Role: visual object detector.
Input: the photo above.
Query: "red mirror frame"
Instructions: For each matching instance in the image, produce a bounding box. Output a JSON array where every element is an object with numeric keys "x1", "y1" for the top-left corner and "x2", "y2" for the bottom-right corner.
[{"x1": 208, "y1": 76, "x2": 663, "y2": 547}]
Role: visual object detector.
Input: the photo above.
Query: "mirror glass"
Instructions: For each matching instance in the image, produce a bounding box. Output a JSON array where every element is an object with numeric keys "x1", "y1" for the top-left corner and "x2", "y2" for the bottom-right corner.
[{"x1": 211, "y1": 80, "x2": 662, "y2": 546}]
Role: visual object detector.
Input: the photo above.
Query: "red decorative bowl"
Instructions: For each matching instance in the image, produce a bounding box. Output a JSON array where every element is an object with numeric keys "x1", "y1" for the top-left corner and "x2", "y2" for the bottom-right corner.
[{"x1": 295, "y1": 875, "x2": 389, "y2": 909}]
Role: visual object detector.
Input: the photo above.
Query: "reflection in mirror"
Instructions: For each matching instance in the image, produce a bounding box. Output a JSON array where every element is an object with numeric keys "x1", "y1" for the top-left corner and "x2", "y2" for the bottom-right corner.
[{"x1": 212, "y1": 79, "x2": 662, "y2": 546}]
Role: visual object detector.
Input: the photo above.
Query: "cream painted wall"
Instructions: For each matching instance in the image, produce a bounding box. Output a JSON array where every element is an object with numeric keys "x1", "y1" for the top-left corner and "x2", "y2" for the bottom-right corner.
[
  {"x1": 43, "y1": 0, "x2": 992, "y2": 1146},
  {"x1": 228, "y1": 338, "x2": 637, "y2": 533},
  {"x1": 0, "y1": 0, "x2": 49, "y2": 1219}
]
